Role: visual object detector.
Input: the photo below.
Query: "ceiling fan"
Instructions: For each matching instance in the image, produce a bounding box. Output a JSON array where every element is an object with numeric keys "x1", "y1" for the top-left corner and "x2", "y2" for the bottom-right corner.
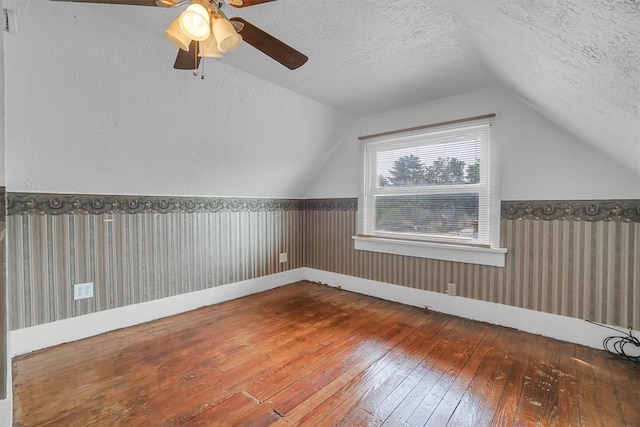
[{"x1": 50, "y1": 0, "x2": 308, "y2": 71}]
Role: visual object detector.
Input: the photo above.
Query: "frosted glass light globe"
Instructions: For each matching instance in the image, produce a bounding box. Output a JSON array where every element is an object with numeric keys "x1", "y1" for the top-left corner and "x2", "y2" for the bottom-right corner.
[{"x1": 179, "y1": 4, "x2": 211, "y2": 42}]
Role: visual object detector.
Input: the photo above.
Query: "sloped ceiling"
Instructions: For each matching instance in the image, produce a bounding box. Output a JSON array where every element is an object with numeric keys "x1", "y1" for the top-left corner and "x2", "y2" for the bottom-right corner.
[
  {"x1": 221, "y1": 0, "x2": 639, "y2": 176},
  {"x1": 3, "y1": 0, "x2": 353, "y2": 197},
  {"x1": 219, "y1": 0, "x2": 495, "y2": 116},
  {"x1": 4, "y1": 0, "x2": 639, "y2": 194},
  {"x1": 447, "y1": 0, "x2": 640, "y2": 177}
]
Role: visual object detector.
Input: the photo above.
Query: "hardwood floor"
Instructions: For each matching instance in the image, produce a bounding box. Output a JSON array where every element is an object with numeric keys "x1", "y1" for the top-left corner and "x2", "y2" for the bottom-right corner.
[{"x1": 13, "y1": 281, "x2": 640, "y2": 426}]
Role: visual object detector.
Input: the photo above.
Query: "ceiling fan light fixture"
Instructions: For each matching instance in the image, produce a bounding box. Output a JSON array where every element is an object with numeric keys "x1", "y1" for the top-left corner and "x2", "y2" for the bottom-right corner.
[
  {"x1": 212, "y1": 18, "x2": 242, "y2": 53},
  {"x1": 179, "y1": 4, "x2": 211, "y2": 41},
  {"x1": 165, "y1": 16, "x2": 192, "y2": 51},
  {"x1": 199, "y1": 34, "x2": 223, "y2": 57}
]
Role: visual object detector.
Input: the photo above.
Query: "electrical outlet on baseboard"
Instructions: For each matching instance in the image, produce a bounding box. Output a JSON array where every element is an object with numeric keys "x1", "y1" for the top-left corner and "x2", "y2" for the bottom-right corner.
[{"x1": 446, "y1": 283, "x2": 456, "y2": 296}]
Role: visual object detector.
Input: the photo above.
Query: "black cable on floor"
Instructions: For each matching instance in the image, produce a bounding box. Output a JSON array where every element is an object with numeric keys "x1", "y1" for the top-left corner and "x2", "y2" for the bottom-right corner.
[{"x1": 586, "y1": 319, "x2": 640, "y2": 364}]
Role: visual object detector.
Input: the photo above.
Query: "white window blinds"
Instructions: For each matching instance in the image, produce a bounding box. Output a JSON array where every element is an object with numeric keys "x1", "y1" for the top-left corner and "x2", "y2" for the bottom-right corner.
[{"x1": 361, "y1": 116, "x2": 495, "y2": 247}]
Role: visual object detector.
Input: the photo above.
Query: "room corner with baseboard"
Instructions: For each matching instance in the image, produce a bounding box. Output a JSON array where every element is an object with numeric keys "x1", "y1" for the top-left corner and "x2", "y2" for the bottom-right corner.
[{"x1": 2, "y1": 0, "x2": 640, "y2": 424}]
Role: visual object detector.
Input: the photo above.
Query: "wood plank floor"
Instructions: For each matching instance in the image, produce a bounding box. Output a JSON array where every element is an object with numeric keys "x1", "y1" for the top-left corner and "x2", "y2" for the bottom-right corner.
[{"x1": 13, "y1": 281, "x2": 640, "y2": 426}]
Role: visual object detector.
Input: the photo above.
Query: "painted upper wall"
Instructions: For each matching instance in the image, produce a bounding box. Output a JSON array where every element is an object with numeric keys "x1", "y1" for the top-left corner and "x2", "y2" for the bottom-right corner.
[
  {"x1": 4, "y1": 1, "x2": 637, "y2": 200},
  {"x1": 304, "y1": 87, "x2": 640, "y2": 200},
  {"x1": 3, "y1": 0, "x2": 352, "y2": 198},
  {"x1": 1, "y1": 21, "x2": 5, "y2": 186}
]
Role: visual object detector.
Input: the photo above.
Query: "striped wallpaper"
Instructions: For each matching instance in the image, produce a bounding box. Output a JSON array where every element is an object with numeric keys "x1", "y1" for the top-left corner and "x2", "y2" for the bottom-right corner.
[
  {"x1": 304, "y1": 203, "x2": 640, "y2": 331},
  {"x1": 8, "y1": 206, "x2": 302, "y2": 329},
  {"x1": 0, "y1": 187, "x2": 6, "y2": 399},
  {"x1": 7, "y1": 194, "x2": 640, "y2": 331}
]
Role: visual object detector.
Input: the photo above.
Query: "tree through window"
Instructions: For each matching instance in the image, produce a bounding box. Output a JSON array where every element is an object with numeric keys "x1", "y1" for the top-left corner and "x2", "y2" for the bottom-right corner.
[{"x1": 361, "y1": 118, "x2": 496, "y2": 247}]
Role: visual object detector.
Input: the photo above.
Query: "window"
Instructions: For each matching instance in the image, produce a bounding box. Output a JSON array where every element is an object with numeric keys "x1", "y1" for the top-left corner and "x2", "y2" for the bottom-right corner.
[{"x1": 355, "y1": 115, "x2": 506, "y2": 267}]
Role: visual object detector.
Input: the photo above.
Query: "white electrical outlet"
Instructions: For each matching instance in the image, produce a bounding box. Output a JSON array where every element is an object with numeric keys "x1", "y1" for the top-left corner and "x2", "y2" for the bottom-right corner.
[
  {"x1": 446, "y1": 283, "x2": 456, "y2": 296},
  {"x1": 279, "y1": 252, "x2": 288, "y2": 263},
  {"x1": 74, "y1": 282, "x2": 94, "y2": 300}
]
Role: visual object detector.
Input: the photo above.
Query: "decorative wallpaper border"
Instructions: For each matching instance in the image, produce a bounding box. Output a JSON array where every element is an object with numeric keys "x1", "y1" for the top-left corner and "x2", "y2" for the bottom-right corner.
[
  {"x1": 300, "y1": 198, "x2": 358, "y2": 211},
  {"x1": 5, "y1": 193, "x2": 639, "y2": 222},
  {"x1": 0, "y1": 187, "x2": 5, "y2": 221},
  {"x1": 6, "y1": 193, "x2": 303, "y2": 216},
  {"x1": 502, "y1": 199, "x2": 640, "y2": 222},
  {"x1": 5, "y1": 194, "x2": 361, "y2": 216}
]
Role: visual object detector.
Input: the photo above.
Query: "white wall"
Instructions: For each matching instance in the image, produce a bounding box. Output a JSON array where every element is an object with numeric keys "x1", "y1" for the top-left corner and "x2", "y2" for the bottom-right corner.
[
  {"x1": 1, "y1": 12, "x2": 5, "y2": 187},
  {"x1": 0, "y1": 4, "x2": 9, "y2": 424},
  {"x1": 0, "y1": 9, "x2": 12, "y2": 426},
  {"x1": 4, "y1": 0, "x2": 352, "y2": 198},
  {"x1": 305, "y1": 86, "x2": 640, "y2": 200}
]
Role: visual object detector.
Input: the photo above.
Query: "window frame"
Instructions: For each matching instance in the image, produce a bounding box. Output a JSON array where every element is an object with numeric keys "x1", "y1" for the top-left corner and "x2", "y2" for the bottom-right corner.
[{"x1": 355, "y1": 115, "x2": 506, "y2": 267}]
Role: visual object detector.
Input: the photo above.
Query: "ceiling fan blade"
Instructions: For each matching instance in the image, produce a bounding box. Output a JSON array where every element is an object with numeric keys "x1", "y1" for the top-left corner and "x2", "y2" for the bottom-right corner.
[
  {"x1": 229, "y1": 17, "x2": 308, "y2": 70},
  {"x1": 174, "y1": 41, "x2": 201, "y2": 70},
  {"x1": 49, "y1": 0, "x2": 160, "y2": 5},
  {"x1": 49, "y1": 0, "x2": 190, "y2": 6},
  {"x1": 227, "y1": 0, "x2": 276, "y2": 8}
]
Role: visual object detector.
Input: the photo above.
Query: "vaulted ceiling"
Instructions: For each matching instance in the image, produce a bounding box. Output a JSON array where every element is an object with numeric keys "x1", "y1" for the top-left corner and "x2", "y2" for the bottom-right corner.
[
  {"x1": 3, "y1": 0, "x2": 639, "y2": 194},
  {"x1": 221, "y1": 0, "x2": 495, "y2": 115},
  {"x1": 222, "y1": 0, "x2": 639, "y2": 175}
]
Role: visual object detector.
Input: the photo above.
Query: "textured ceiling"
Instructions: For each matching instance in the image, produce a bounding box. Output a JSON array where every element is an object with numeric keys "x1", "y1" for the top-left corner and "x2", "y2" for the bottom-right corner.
[
  {"x1": 14, "y1": 0, "x2": 640, "y2": 177},
  {"x1": 218, "y1": 0, "x2": 495, "y2": 116},
  {"x1": 447, "y1": 0, "x2": 640, "y2": 176},
  {"x1": 222, "y1": 0, "x2": 639, "y2": 175}
]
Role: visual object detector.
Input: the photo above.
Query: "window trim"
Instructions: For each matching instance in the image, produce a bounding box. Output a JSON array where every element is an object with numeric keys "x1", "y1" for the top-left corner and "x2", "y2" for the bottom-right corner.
[
  {"x1": 356, "y1": 114, "x2": 506, "y2": 267},
  {"x1": 353, "y1": 235, "x2": 507, "y2": 267}
]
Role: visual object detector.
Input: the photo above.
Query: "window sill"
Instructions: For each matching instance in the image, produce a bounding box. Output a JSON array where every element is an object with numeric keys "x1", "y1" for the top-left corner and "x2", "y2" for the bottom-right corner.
[{"x1": 352, "y1": 235, "x2": 507, "y2": 267}]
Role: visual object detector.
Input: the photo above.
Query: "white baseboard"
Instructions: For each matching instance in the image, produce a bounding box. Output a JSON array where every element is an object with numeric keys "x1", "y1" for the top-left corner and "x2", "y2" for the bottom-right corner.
[
  {"x1": 10, "y1": 266, "x2": 635, "y2": 357},
  {"x1": 303, "y1": 268, "x2": 637, "y2": 350},
  {"x1": 9, "y1": 268, "x2": 304, "y2": 357},
  {"x1": 4, "y1": 266, "x2": 636, "y2": 426},
  {"x1": 0, "y1": 397, "x2": 10, "y2": 427}
]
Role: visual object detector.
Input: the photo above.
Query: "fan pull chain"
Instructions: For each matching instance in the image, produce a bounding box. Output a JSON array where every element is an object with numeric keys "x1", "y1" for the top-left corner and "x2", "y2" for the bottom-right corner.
[{"x1": 192, "y1": 41, "x2": 200, "y2": 77}]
